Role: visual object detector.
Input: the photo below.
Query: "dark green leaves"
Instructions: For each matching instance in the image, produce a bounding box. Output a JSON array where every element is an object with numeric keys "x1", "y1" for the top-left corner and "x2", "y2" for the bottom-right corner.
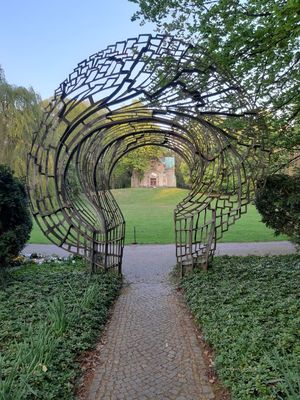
[
  {"x1": 0, "y1": 261, "x2": 122, "y2": 399},
  {"x1": 181, "y1": 255, "x2": 300, "y2": 399},
  {"x1": 255, "y1": 174, "x2": 300, "y2": 245},
  {"x1": 130, "y1": 0, "x2": 300, "y2": 163},
  {"x1": 0, "y1": 165, "x2": 32, "y2": 275}
]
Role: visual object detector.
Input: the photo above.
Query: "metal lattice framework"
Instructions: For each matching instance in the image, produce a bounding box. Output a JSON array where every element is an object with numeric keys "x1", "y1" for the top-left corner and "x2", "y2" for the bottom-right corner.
[{"x1": 27, "y1": 34, "x2": 269, "y2": 275}]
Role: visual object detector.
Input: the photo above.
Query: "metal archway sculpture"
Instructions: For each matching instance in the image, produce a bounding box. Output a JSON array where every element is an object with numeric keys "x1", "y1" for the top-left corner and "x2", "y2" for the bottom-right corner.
[{"x1": 27, "y1": 34, "x2": 268, "y2": 275}]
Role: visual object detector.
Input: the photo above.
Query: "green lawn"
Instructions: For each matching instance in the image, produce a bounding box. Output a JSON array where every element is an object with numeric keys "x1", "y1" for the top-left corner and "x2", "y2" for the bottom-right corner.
[
  {"x1": 181, "y1": 255, "x2": 300, "y2": 400},
  {"x1": 29, "y1": 188, "x2": 287, "y2": 244},
  {"x1": 0, "y1": 260, "x2": 121, "y2": 399}
]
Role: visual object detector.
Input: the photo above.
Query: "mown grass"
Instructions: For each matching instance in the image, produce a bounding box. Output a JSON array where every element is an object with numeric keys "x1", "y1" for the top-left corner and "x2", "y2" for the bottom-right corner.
[
  {"x1": 29, "y1": 188, "x2": 287, "y2": 245},
  {"x1": 0, "y1": 260, "x2": 122, "y2": 399},
  {"x1": 181, "y1": 255, "x2": 300, "y2": 400}
]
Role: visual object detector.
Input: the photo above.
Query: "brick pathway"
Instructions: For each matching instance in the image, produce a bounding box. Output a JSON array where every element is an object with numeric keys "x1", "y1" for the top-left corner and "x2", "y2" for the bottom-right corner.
[{"x1": 85, "y1": 249, "x2": 215, "y2": 400}]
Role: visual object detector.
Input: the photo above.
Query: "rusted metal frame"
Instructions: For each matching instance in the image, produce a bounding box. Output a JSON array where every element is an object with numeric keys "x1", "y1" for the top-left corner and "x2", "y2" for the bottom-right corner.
[
  {"x1": 27, "y1": 34, "x2": 268, "y2": 276},
  {"x1": 109, "y1": 142, "x2": 193, "y2": 183},
  {"x1": 59, "y1": 137, "x2": 107, "y2": 248},
  {"x1": 96, "y1": 129, "x2": 195, "y2": 272},
  {"x1": 92, "y1": 130, "x2": 193, "y2": 270},
  {"x1": 65, "y1": 143, "x2": 103, "y2": 231},
  {"x1": 93, "y1": 128, "x2": 195, "y2": 179},
  {"x1": 175, "y1": 125, "x2": 232, "y2": 270}
]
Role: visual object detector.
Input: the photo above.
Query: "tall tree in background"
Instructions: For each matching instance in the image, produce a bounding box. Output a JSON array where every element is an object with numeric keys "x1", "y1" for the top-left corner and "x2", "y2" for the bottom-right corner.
[
  {"x1": 131, "y1": 0, "x2": 300, "y2": 171},
  {"x1": 0, "y1": 66, "x2": 42, "y2": 176}
]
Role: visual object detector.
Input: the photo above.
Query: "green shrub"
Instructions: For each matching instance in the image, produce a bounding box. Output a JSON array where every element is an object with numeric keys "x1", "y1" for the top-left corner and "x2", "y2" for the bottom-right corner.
[
  {"x1": 255, "y1": 174, "x2": 300, "y2": 245},
  {"x1": 0, "y1": 165, "x2": 32, "y2": 272}
]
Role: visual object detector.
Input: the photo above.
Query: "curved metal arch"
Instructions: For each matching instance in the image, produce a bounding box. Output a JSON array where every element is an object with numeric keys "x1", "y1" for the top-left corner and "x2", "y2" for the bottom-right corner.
[{"x1": 27, "y1": 34, "x2": 269, "y2": 274}]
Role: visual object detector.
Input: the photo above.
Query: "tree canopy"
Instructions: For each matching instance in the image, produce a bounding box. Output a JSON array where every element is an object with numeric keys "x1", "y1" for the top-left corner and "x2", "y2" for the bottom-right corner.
[
  {"x1": 131, "y1": 0, "x2": 300, "y2": 169},
  {"x1": 0, "y1": 66, "x2": 42, "y2": 176}
]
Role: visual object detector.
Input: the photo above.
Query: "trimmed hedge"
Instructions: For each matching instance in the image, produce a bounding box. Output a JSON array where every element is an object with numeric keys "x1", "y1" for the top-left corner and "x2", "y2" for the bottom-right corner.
[
  {"x1": 255, "y1": 174, "x2": 300, "y2": 245},
  {"x1": 0, "y1": 165, "x2": 32, "y2": 271}
]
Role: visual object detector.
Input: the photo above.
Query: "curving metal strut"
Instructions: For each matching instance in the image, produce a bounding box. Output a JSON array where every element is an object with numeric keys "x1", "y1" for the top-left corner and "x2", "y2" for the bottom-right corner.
[{"x1": 27, "y1": 34, "x2": 269, "y2": 275}]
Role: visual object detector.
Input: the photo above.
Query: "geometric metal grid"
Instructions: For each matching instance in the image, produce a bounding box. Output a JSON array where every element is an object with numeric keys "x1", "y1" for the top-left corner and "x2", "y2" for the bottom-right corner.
[{"x1": 27, "y1": 34, "x2": 269, "y2": 275}]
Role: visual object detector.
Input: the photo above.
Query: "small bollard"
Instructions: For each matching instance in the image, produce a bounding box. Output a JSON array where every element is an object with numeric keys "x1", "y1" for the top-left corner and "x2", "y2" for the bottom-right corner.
[{"x1": 132, "y1": 226, "x2": 137, "y2": 244}]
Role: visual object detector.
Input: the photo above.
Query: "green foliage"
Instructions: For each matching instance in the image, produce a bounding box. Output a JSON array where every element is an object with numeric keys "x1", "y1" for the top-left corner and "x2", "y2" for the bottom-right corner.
[
  {"x1": 255, "y1": 174, "x2": 300, "y2": 245},
  {"x1": 181, "y1": 255, "x2": 300, "y2": 400},
  {"x1": 0, "y1": 259, "x2": 122, "y2": 399},
  {"x1": 268, "y1": 350, "x2": 300, "y2": 400},
  {"x1": 175, "y1": 155, "x2": 191, "y2": 188},
  {"x1": 47, "y1": 296, "x2": 69, "y2": 335},
  {"x1": 0, "y1": 67, "x2": 42, "y2": 177},
  {"x1": 130, "y1": 0, "x2": 300, "y2": 167},
  {"x1": 0, "y1": 165, "x2": 32, "y2": 273}
]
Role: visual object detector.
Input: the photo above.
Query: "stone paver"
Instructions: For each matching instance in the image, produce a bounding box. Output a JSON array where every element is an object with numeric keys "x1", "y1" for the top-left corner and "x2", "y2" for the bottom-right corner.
[{"x1": 86, "y1": 253, "x2": 214, "y2": 400}]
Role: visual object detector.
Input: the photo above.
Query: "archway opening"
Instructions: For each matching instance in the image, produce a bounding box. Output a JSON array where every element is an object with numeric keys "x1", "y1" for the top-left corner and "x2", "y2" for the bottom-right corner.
[
  {"x1": 108, "y1": 144, "x2": 190, "y2": 246},
  {"x1": 27, "y1": 35, "x2": 268, "y2": 275}
]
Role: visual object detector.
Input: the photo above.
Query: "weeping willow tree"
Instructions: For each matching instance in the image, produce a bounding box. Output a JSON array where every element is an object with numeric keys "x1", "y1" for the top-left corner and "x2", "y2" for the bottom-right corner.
[{"x1": 0, "y1": 66, "x2": 43, "y2": 176}]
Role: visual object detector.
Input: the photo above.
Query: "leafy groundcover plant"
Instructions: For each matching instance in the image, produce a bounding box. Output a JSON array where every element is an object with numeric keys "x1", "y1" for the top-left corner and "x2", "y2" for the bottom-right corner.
[
  {"x1": 0, "y1": 258, "x2": 122, "y2": 399},
  {"x1": 181, "y1": 255, "x2": 300, "y2": 400}
]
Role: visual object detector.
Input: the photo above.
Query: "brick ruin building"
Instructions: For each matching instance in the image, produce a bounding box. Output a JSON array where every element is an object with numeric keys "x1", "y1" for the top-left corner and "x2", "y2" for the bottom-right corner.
[{"x1": 131, "y1": 157, "x2": 177, "y2": 188}]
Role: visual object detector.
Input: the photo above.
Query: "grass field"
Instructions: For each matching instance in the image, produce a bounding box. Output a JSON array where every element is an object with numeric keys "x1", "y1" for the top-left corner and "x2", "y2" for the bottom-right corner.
[{"x1": 29, "y1": 188, "x2": 287, "y2": 244}]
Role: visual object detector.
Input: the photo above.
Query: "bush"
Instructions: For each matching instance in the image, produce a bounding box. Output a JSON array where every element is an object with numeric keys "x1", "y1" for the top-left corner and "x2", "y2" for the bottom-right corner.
[
  {"x1": 0, "y1": 165, "x2": 32, "y2": 271},
  {"x1": 255, "y1": 174, "x2": 300, "y2": 245}
]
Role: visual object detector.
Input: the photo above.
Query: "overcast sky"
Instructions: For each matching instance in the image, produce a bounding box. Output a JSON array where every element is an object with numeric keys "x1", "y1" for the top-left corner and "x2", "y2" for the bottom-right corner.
[{"x1": 1, "y1": 0, "x2": 154, "y2": 99}]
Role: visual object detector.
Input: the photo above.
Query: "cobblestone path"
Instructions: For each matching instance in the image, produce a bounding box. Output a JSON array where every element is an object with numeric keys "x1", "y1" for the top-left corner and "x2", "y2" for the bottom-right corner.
[{"x1": 86, "y1": 247, "x2": 215, "y2": 400}]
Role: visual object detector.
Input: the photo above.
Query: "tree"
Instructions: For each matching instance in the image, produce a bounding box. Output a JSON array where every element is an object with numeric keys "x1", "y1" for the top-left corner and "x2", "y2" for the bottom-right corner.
[
  {"x1": 0, "y1": 66, "x2": 42, "y2": 176},
  {"x1": 130, "y1": 0, "x2": 300, "y2": 170},
  {"x1": 255, "y1": 174, "x2": 300, "y2": 245},
  {"x1": 0, "y1": 165, "x2": 32, "y2": 278},
  {"x1": 175, "y1": 155, "x2": 191, "y2": 188}
]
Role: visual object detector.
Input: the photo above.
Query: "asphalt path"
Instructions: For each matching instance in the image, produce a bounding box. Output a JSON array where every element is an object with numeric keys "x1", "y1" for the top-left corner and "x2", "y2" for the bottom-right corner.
[{"x1": 23, "y1": 241, "x2": 298, "y2": 277}]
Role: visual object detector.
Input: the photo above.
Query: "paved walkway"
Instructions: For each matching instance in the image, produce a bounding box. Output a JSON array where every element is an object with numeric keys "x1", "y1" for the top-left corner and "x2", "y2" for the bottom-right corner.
[
  {"x1": 86, "y1": 251, "x2": 215, "y2": 400},
  {"x1": 23, "y1": 241, "x2": 297, "y2": 260},
  {"x1": 23, "y1": 241, "x2": 297, "y2": 400}
]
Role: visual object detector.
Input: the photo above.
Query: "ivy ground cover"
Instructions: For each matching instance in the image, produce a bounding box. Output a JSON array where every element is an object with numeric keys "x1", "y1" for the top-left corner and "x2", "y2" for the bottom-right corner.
[
  {"x1": 0, "y1": 260, "x2": 122, "y2": 399},
  {"x1": 181, "y1": 255, "x2": 300, "y2": 400}
]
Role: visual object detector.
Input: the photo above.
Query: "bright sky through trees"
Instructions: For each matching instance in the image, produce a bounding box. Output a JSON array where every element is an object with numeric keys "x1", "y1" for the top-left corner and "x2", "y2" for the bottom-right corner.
[{"x1": 0, "y1": 0, "x2": 154, "y2": 99}]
